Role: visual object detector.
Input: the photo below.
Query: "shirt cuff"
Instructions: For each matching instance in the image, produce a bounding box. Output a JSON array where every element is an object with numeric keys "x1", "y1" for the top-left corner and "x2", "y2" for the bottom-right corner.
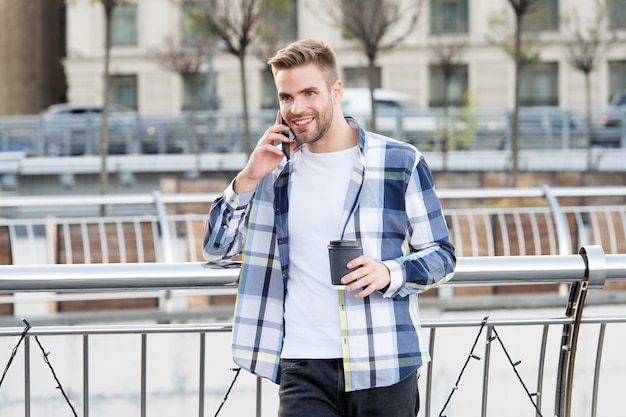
[
  {"x1": 225, "y1": 179, "x2": 255, "y2": 209},
  {"x1": 380, "y1": 260, "x2": 403, "y2": 297}
]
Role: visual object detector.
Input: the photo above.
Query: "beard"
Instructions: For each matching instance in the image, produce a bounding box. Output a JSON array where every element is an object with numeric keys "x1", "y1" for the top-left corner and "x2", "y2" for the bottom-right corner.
[{"x1": 293, "y1": 99, "x2": 334, "y2": 145}]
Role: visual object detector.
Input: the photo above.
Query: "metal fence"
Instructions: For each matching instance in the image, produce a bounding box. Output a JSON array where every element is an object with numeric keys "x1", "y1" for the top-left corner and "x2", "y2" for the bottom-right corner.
[
  {"x1": 0, "y1": 248, "x2": 625, "y2": 416},
  {"x1": 1, "y1": 107, "x2": 625, "y2": 159},
  {"x1": 2, "y1": 186, "x2": 625, "y2": 265}
]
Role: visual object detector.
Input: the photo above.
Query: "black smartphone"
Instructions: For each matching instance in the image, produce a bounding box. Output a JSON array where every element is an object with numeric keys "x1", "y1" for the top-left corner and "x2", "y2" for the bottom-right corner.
[{"x1": 280, "y1": 115, "x2": 293, "y2": 160}]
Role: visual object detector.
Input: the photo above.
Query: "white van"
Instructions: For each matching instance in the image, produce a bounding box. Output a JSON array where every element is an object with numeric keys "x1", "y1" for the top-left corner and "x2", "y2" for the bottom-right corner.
[
  {"x1": 340, "y1": 88, "x2": 437, "y2": 137},
  {"x1": 341, "y1": 88, "x2": 415, "y2": 114}
]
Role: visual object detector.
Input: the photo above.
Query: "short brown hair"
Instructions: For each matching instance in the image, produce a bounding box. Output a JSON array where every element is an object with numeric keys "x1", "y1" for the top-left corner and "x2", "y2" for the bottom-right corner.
[{"x1": 267, "y1": 39, "x2": 339, "y2": 89}]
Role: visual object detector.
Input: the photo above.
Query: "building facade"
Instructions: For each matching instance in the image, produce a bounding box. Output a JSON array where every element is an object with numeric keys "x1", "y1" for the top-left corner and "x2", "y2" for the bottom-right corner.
[{"x1": 63, "y1": 0, "x2": 626, "y2": 115}]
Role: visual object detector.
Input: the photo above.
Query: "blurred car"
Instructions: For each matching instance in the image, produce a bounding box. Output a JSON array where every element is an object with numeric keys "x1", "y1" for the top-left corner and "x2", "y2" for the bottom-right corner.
[
  {"x1": 42, "y1": 103, "x2": 166, "y2": 155},
  {"x1": 341, "y1": 88, "x2": 441, "y2": 145},
  {"x1": 0, "y1": 143, "x2": 33, "y2": 155},
  {"x1": 341, "y1": 88, "x2": 436, "y2": 129},
  {"x1": 602, "y1": 90, "x2": 626, "y2": 127}
]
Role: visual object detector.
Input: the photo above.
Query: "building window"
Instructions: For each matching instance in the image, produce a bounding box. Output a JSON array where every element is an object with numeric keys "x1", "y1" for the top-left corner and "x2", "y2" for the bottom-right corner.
[
  {"x1": 261, "y1": 0, "x2": 298, "y2": 41},
  {"x1": 608, "y1": 60, "x2": 626, "y2": 101},
  {"x1": 183, "y1": 73, "x2": 220, "y2": 111},
  {"x1": 609, "y1": 0, "x2": 626, "y2": 30},
  {"x1": 430, "y1": 0, "x2": 468, "y2": 34},
  {"x1": 342, "y1": 67, "x2": 381, "y2": 89},
  {"x1": 108, "y1": 74, "x2": 138, "y2": 109},
  {"x1": 111, "y1": 4, "x2": 138, "y2": 46},
  {"x1": 519, "y1": 62, "x2": 558, "y2": 106},
  {"x1": 261, "y1": 68, "x2": 279, "y2": 110},
  {"x1": 429, "y1": 64, "x2": 468, "y2": 107},
  {"x1": 181, "y1": 1, "x2": 204, "y2": 46},
  {"x1": 523, "y1": 0, "x2": 559, "y2": 32}
]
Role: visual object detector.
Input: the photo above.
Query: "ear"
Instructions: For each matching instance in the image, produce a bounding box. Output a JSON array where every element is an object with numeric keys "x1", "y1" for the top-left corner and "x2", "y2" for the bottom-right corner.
[{"x1": 332, "y1": 80, "x2": 343, "y2": 104}]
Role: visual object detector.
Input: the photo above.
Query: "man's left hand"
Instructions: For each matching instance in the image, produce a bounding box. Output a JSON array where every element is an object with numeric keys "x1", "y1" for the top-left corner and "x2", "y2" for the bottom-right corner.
[{"x1": 342, "y1": 256, "x2": 391, "y2": 298}]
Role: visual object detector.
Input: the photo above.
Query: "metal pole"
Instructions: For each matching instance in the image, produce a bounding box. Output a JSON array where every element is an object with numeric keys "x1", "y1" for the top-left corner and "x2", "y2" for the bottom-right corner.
[
  {"x1": 141, "y1": 333, "x2": 147, "y2": 417},
  {"x1": 24, "y1": 337, "x2": 30, "y2": 417},
  {"x1": 590, "y1": 323, "x2": 606, "y2": 417},
  {"x1": 425, "y1": 328, "x2": 436, "y2": 417},
  {"x1": 535, "y1": 325, "x2": 549, "y2": 417},
  {"x1": 83, "y1": 335, "x2": 89, "y2": 417},
  {"x1": 256, "y1": 377, "x2": 262, "y2": 417},
  {"x1": 199, "y1": 333, "x2": 206, "y2": 417},
  {"x1": 481, "y1": 326, "x2": 493, "y2": 417}
]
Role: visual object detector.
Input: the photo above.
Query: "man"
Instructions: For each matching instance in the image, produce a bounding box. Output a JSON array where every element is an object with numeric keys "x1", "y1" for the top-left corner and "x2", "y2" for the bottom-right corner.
[{"x1": 203, "y1": 39, "x2": 455, "y2": 416}]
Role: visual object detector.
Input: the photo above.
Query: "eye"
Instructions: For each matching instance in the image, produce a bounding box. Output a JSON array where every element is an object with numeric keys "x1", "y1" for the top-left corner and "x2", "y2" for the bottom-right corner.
[
  {"x1": 305, "y1": 90, "x2": 316, "y2": 97},
  {"x1": 280, "y1": 94, "x2": 293, "y2": 103}
]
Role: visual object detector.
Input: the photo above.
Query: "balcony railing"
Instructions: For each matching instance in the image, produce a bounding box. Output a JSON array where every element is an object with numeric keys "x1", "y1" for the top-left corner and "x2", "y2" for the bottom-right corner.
[{"x1": 1, "y1": 248, "x2": 626, "y2": 416}]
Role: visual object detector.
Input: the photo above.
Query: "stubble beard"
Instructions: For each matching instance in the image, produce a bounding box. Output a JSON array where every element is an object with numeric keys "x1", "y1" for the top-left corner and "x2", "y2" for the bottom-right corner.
[{"x1": 295, "y1": 101, "x2": 334, "y2": 146}]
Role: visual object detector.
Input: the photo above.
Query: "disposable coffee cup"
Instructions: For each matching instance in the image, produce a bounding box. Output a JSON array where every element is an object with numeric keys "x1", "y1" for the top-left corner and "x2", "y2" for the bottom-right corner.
[{"x1": 328, "y1": 240, "x2": 363, "y2": 290}]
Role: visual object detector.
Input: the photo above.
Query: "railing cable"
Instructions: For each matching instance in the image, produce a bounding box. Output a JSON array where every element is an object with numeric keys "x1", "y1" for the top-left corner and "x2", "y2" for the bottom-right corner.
[
  {"x1": 490, "y1": 327, "x2": 543, "y2": 417},
  {"x1": 214, "y1": 367, "x2": 241, "y2": 417},
  {"x1": 0, "y1": 318, "x2": 31, "y2": 388},
  {"x1": 0, "y1": 319, "x2": 78, "y2": 417},
  {"x1": 438, "y1": 316, "x2": 489, "y2": 416},
  {"x1": 438, "y1": 316, "x2": 544, "y2": 417}
]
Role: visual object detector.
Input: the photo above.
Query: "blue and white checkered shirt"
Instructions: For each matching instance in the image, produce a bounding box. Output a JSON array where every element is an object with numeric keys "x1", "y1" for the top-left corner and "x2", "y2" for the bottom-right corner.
[{"x1": 203, "y1": 118, "x2": 455, "y2": 391}]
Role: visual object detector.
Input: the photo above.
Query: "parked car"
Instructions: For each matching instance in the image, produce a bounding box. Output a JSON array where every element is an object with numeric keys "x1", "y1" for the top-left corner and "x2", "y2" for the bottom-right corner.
[
  {"x1": 341, "y1": 88, "x2": 444, "y2": 145},
  {"x1": 43, "y1": 103, "x2": 135, "y2": 155},
  {"x1": 0, "y1": 143, "x2": 33, "y2": 155},
  {"x1": 42, "y1": 103, "x2": 169, "y2": 155},
  {"x1": 341, "y1": 88, "x2": 436, "y2": 128},
  {"x1": 602, "y1": 90, "x2": 626, "y2": 127}
]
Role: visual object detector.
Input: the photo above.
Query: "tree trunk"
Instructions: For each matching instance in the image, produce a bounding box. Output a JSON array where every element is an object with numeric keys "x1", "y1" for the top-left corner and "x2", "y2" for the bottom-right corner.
[
  {"x1": 511, "y1": 10, "x2": 523, "y2": 187},
  {"x1": 585, "y1": 71, "x2": 592, "y2": 171},
  {"x1": 442, "y1": 68, "x2": 451, "y2": 171},
  {"x1": 99, "y1": 0, "x2": 114, "y2": 215},
  {"x1": 239, "y1": 53, "x2": 251, "y2": 157},
  {"x1": 368, "y1": 57, "x2": 377, "y2": 132}
]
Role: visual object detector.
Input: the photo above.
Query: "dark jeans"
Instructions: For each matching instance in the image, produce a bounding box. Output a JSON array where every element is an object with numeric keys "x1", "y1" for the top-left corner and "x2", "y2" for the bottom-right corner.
[{"x1": 278, "y1": 358, "x2": 420, "y2": 417}]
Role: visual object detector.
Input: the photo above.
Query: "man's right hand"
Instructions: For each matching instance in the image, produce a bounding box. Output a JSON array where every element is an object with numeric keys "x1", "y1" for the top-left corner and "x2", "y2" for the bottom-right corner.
[{"x1": 234, "y1": 111, "x2": 291, "y2": 194}]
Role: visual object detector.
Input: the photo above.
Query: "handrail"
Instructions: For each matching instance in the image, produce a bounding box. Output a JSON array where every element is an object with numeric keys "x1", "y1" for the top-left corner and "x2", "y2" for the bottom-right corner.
[
  {"x1": 1, "y1": 249, "x2": 625, "y2": 292},
  {"x1": 2, "y1": 185, "x2": 625, "y2": 208},
  {"x1": 1, "y1": 249, "x2": 626, "y2": 417}
]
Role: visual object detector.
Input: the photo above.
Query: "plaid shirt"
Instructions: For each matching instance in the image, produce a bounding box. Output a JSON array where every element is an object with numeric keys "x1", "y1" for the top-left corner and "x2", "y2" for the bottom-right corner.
[{"x1": 203, "y1": 118, "x2": 455, "y2": 391}]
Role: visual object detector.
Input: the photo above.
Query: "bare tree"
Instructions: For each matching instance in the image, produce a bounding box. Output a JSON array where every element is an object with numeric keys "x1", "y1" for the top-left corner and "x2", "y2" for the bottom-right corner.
[
  {"x1": 149, "y1": 36, "x2": 209, "y2": 177},
  {"x1": 183, "y1": 0, "x2": 276, "y2": 157},
  {"x1": 251, "y1": 0, "x2": 297, "y2": 110},
  {"x1": 563, "y1": 0, "x2": 615, "y2": 171},
  {"x1": 429, "y1": 36, "x2": 467, "y2": 170},
  {"x1": 320, "y1": 0, "x2": 424, "y2": 131},
  {"x1": 488, "y1": 0, "x2": 542, "y2": 187},
  {"x1": 97, "y1": 0, "x2": 121, "y2": 214}
]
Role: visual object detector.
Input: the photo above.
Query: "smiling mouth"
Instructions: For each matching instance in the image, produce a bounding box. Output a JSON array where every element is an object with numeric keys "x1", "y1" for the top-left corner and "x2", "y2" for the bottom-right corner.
[{"x1": 293, "y1": 118, "x2": 313, "y2": 127}]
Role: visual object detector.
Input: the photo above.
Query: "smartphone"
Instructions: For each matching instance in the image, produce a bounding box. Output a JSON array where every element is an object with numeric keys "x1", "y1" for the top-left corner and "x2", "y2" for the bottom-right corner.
[{"x1": 280, "y1": 115, "x2": 293, "y2": 160}]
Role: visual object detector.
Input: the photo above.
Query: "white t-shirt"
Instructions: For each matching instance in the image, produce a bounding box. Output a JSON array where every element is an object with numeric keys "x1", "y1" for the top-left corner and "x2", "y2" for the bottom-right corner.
[{"x1": 281, "y1": 144, "x2": 359, "y2": 359}]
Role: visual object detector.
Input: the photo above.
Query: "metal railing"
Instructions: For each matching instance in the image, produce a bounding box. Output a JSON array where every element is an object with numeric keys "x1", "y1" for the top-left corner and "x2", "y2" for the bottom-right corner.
[
  {"x1": 1, "y1": 108, "x2": 625, "y2": 158},
  {"x1": 2, "y1": 186, "x2": 625, "y2": 264},
  {"x1": 1, "y1": 248, "x2": 625, "y2": 416}
]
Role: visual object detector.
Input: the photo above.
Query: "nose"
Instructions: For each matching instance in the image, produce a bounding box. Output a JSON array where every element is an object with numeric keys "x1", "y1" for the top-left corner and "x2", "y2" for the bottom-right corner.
[{"x1": 289, "y1": 96, "x2": 307, "y2": 116}]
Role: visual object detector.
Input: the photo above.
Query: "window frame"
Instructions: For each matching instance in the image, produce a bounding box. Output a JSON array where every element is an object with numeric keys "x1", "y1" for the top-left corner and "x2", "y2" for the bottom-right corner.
[
  {"x1": 111, "y1": 3, "x2": 138, "y2": 47},
  {"x1": 430, "y1": 0, "x2": 469, "y2": 34},
  {"x1": 428, "y1": 63, "x2": 469, "y2": 107},
  {"x1": 342, "y1": 67, "x2": 381, "y2": 90},
  {"x1": 108, "y1": 74, "x2": 138, "y2": 110},
  {"x1": 522, "y1": 0, "x2": 559, "y2": 32},
  {"x1": 609, "y1": 0, "x2": 626, "y2": 30},
  {"x1": 518, "y1": 62, "x2": 559, "y2": 107}
]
